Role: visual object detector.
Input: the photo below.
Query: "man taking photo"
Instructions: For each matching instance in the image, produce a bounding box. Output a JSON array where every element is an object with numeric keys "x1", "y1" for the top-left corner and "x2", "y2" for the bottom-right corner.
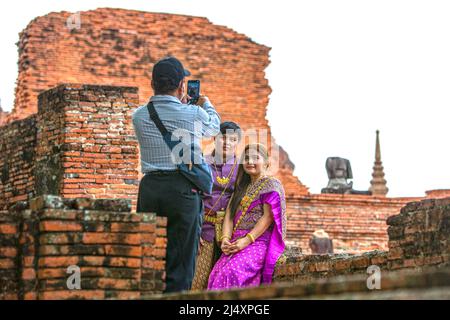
[{"x1": 132, "y1": 56, "x2": 220, "y2": 292}]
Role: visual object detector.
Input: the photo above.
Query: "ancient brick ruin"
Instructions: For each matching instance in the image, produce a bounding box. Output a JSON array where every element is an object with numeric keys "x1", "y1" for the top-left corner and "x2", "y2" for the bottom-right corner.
[
  {"x1": 2, "y1": 7, "x2": 447, "y2": 253},
  {"x1": 0, "y1": 8, "x2": 449, "y2": 300},
  {"x1": 0, "y1": 195, "x2": 166, "y2": 299},
  {"x1": 0, "y1": 82, "x2": 435, "y2": 255},
  {"x1": 1, "y1": 84, "x2": 140, "y2": 211},
  {"x1": 1, "y1": 180, "x2": 448, "y2": 299},
  {"x1": 7, "y1": 7, "x2": 307, "y2": 196},
  {"x1": 0, "y1": 107, "x2": 9, "y2": 127}
]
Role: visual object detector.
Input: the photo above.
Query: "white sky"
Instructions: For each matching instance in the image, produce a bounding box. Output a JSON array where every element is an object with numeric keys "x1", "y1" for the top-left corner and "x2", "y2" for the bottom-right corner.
[{"x1": 0, "y1": 0, "x2": 449, "y2": 197}]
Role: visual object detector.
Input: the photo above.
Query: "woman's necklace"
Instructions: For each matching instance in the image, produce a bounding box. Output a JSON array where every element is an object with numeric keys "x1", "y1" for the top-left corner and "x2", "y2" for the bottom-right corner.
[
  {"x1": 240, "y1": 175, "x2": 265, "y2": 207},
  {"x1": 214, "y1": 156, "x2": 237, "y2": 186},
  {"x1": 233, "y1": 175, "x2": 270, "y2": 234}
]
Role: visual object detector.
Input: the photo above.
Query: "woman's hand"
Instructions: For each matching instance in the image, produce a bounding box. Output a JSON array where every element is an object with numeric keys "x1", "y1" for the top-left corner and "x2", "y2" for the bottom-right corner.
[
  {"x1": 221, "y1": 238, "x2": 233, "y2": 255},
  {"x1": 198, "y1": 237, "x2": 205, "y2": 253},
  {"x1": 228, "y1": 236, "x2": 252, "y2": 254}
]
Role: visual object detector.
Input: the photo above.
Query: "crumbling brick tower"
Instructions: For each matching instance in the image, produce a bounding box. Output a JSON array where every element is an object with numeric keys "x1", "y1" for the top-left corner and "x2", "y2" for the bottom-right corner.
[{"x1": 7, "y1": 7, "x2": 308, "y2": 196}]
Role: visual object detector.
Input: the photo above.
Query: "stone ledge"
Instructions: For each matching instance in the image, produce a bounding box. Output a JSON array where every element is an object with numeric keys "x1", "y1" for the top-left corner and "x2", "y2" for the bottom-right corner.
[
  {"x1": 274, "y1": 250, "x2": 388, "y2": 282},
  {"x1": 144, "y1": 267, "x2": 450, "y2": 300}
]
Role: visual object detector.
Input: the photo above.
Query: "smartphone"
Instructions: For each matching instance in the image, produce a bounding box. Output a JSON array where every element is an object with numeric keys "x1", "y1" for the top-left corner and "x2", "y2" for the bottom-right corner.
[{"x1": 187, "y1": 80, "x2": 200, "y2": 104}]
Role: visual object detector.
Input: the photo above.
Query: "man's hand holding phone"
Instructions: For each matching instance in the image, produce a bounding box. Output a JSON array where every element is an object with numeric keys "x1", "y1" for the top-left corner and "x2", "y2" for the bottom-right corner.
[
  {"x1": 196, "y1": 95, "x2": 210, "y2": 107},
  {"x1": 182, "y1": 94, "x2": 209, "y2": 106}
]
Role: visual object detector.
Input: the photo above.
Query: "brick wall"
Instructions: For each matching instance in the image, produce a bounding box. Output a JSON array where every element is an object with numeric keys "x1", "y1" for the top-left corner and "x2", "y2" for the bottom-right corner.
[
  {"x1": 386, "y1": 197, "x2": 450, "y2": 270},
  {"x1": 425, "y1": 189, "x2": 450, "y2": 199},
  {"x1": 274, "y1": 251, "x2": 388, "y2": 283},
  {"x1": 2, "y1": 191, "x2": 448, "y2": 299},
  {"x1": 0, "y1": 195, "x2": 166, "y2": 300},
  {"x1": 0, "y1": 84, "x2": 140, "y2": 212},
  {"x1": 275, "y1": 197, "x2": 449, "y2": 282},
  {"x1": 0, "y1": 210, "x2": 19, "y2": 299},
  {"x1": 0, "y1": 107, "x2": 9, "y2": 126},
  {"x1": 149, "y1": 267, "x2": 450, "y2": 300},
  {"x1": 0, "y1": 116, "x2": 37, "y2": 210},
  {"x1": 5, "y1": 7, "x2": 307, "y2": 195},
  {"x1": 286, "y1": 193, "x2": 422, "y2": 253}
]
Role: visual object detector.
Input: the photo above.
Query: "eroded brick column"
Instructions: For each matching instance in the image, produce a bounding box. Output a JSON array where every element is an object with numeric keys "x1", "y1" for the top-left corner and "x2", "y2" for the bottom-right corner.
[
  {"x1": 0, "y1": 116, "x2": 37, "y2": 210},
  {"x1": 1, "y1": 195, "x2": 166, "y2": 300},
  {"x1": 387, "y1": 197, "x2": 450, "y2": 270},
  {"x1": 0, "y1": 210, "x2": 20, "y2": 299},
  {"x1": 34, "y1": 84, "x2": 140, "y2": 210}
]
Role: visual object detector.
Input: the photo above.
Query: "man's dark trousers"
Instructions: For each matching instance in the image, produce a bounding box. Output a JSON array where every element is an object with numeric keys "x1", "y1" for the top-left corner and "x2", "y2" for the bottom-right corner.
[{"x1": 136, "y1": 170, "x2": 202, "y2": 293}]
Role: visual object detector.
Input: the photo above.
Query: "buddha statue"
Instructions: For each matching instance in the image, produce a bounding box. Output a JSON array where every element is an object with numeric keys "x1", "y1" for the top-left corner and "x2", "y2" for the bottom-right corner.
[
  {"x1": 321, "y1": 157, "x2": 353, "y2": 194},
  {"x1": 321, "y1": 157, "x2": 372, "y2": 195}
]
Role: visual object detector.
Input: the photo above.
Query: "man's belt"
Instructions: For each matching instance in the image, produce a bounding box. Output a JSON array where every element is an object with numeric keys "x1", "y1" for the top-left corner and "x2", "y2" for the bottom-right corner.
[{"x1": 145, "y1": 170, "x2": 179, "y2": 176}]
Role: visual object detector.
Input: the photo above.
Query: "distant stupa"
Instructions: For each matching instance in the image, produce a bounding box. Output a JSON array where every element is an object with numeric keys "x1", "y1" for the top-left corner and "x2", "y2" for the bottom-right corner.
[{"x1": 369, "y1": 130, "x2": 389, "y2": 196}]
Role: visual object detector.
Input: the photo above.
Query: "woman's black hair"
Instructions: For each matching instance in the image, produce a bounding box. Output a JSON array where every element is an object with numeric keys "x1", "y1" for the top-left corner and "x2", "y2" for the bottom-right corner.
[{"x1": 228, "y1": 143, "x2": 269, "y2": 219}]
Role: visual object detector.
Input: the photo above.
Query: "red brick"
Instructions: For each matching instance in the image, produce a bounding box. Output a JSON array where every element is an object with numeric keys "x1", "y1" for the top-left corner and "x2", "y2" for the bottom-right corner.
[
  {"x1": 140, "y1": 223, "x2": 155, "y2": 233},
  {"x1": 111, "y1": 223, "x2": 140, "y2": 233},
  {"x1": 108, "y1": 291, "x2": 140, "y2": 299},
  {"x1": 22, "y1": 268, "x2": 36, "y2": 280},
  {"x1": 82, "y1": 233, "x2": 140, "y2": 245},
  {"x1": 38, "y1": 257, "x2": 79, "y2": 268},
  {"x1": 109, "y1": 257, "x2": 141, "y2": 268},
  {"x1": 334, "y1": 259, "x2": 352, "y2": 271},
  {"x1": 0, "y1": 224, "x2": 17, "y2": 234},
  {"x1": 38, "y1": 268, "x2": 67, "y2": 279},
  {"x1": 0, "y1": 247, "x2": 17, "y2": 257},
  {"x1": 40, "y1": 221, "x2": 82, "y2": 232},
  {"x1": 104, "y1": 245, "x2": 141, "y2": 257},
  {"x1": 0, "y1": 258, "x2": 15, "y2": 269},
  {"x1": 39, "y1": 290, "x2": 105, "y2": 300},
  {"x1": 24, "y1": 292, "x2": 37, "y2": 300},
  {"x1": 154, "y1": 237, "x2": 167, "y2": 248}
]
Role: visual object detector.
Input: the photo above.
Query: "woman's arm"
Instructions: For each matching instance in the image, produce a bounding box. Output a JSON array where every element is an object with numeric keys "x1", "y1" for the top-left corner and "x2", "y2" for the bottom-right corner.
[
  {"x1": 221, "y1": 196, "x2": 234, "y2": 240},
  {"x1": 247, "y1": 203, "x2": 274, "y2": 240},
  {"x1": 228, "y1": 203, "x2": 274, "y2": 254},
  {"x1": 220, "y1": 196, "x2": 234, "y2": 255}
]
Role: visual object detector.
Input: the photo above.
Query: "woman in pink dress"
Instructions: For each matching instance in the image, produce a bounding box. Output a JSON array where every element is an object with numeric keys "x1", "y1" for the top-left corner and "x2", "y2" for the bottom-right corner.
[{"x1": 207, "y1": 143, "x2": 286, "y2": 290}]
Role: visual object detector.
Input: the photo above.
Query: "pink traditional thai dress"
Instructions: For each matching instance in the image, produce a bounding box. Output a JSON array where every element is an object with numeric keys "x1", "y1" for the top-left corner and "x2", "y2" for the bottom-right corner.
[{"x1": 207, "y1": 177, "x2": 286, "y2": 290}]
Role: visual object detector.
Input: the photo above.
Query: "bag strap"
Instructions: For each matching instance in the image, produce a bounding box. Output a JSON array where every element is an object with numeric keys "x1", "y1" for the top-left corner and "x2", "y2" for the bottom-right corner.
[
  {"x1": 146, "y1": 101, "x2": 170, "y2": 137},
  {"x1": 146, "y1": 101, "x2": 184, "y2": 153},
  {"x1": 146, "y1": 101, "x2": 195, "y2": 169}
]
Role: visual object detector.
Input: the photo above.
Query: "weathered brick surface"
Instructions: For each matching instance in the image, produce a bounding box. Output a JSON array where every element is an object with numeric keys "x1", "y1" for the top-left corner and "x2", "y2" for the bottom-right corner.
[
  {"x1": 0, "y1": 19, "x2": 430, "y2": 253},
  {"x1": 146, "y1": 267, "x2": 450, "y2": 300},
  {"x1": 274, "y1": 251, "x2": 388, "y2": 283},
  {"x1": 2, "y1": 8, "x2": 307, "y2": 196},
  {"x1": 0, "y1": 195, "x2": 166, "y2": 300},
  {"x1": 0, "y1": 116, "x2": 37, "y2": 211},
  {"x1": 0, "y1": 84, "x2": 140, "y2": 212},
  {"x1": 0, "y1": 107, "x2": 9, "y2": 126},
  {"x1": 274, "y1": 197, "x2": 449, "y2": 283},
  {"x1": 1, "y1": 189, "x2": 448, "y2": 299},
  {"x1": 386, "y1": 197, "x2": 450, "y2": 271},
  {"x1": 0, "y1": 211, "x2": 20, "y2": 299},
  {"x1": 37, "y1": 84, "x2": 140, "y2": 210},
  {"x1": 286, "y1": 194, "x2": 422, "y2": 253},
  {"x1": 425, "y1": 189, "x2": 450, "y2": 199}
]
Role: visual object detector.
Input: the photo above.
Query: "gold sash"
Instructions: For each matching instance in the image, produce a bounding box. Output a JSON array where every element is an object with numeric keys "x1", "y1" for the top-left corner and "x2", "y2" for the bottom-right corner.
[{"x1": 213, "y1": 210, "x2": 226, "y2": 246}]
